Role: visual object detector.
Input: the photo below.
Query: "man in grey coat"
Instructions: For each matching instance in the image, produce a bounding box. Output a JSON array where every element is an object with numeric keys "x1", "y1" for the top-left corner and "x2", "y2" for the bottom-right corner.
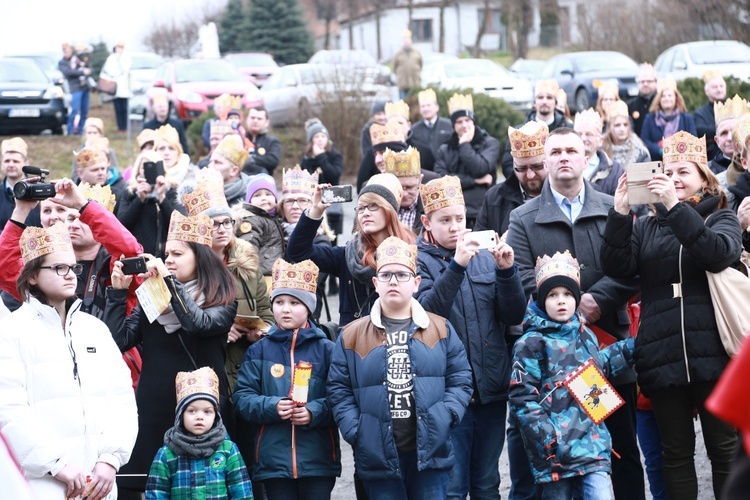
[{"x1": 505, "y1": 127, "x2": 645, "y2": 500}]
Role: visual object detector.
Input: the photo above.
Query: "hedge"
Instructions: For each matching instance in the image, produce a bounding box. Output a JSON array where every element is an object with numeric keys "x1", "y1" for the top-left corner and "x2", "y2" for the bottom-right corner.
[{"x1": 678, "y1": 77, "x2": 750, "y2": 113}]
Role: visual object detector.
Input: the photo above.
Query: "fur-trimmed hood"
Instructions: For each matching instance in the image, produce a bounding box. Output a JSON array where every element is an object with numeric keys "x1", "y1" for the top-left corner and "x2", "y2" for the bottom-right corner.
[{"x1": 226, "y1": 237, "x2": 260, "y2": 282}]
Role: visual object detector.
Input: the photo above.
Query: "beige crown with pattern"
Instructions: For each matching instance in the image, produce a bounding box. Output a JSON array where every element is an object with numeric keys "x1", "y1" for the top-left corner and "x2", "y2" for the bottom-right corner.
[
  {"x1": 271, "y1": 259, "x2": 319, "y2": 294},
  {"x1": 1, "y1": 137, "x2": 27, "y2": 158},
  {"x1": 535, "y1": 79, "x2": 559, "y2": 97},
  {"x1": 574, "y1": 108, "x2": 603, "y2": 133},
  {"x1": 609, "y1": 100, "x2": 629, "y2": 119},
  {"x1": 703, "y1": 69, "x2": 723, "y2": 83},
  {"x1": 597, "y1": 81, "x2": 619, "y2": 98},
  {"x1": 175, "y1": 367, "x2": 220, "y2": 405},
  {"x1": 167, "y1": 211, "x2": 213, "y2": 247},
  {"x1": 20, "y1": 222, "x2": 73, "y2": 264},
  {"x1": 535, "y1": 250, "x2": 581, "y2": 289},
  {"x1": 376, "y1": 236, "x2": 417, "y2": 273},
  {"x1": 81, "y1": 183, "x2": 117, "y2": 213},
  {"x1": 385, "y1": 100, "x2": 410, "y2": 120},
  {"x1": 213, "y1": 135, "x2": 249, "y2": 167},
  {"x1": 418, "y1": 88, "x2": 437, "y2": 105},
  {"x1": 370, "y1": 122, "x2": 406, "y2": 146},
  {"x1": 420, "y1": 175, "x2": 464, "y2": 215},
  {"x1": 213, "y1": 94, "x2": 242, "y2": 111},
  {"x1": 714, "y1": 94, "x2": 750, "y2": 125},
  {"x1": 283, "y1": 165, "x2": 318, "y2": 199},
  {"x1": 662, "y1": 131, "x2": 707, "y2": 165},
  {"x1": 210, "y1": 120, "x2": 233, "y2": 136},
  {"x1": 182, "y1": 178, "x2": 228, "y2": 217},
  {"x1": 657, "y1": 77, "x2": 677, "y2": 93},
  {"x1": 383, "y1": 147, "x2": 421, "y2": 178},
  {"x1": 447, "y1": 93, "x2": 473, "y2": 115},
  {"x1": 508, "y1": 121, "x2": 548, "y2": 158},
  {"x1": 75, "y1": 147, "x2": 108, "y2": 169}
]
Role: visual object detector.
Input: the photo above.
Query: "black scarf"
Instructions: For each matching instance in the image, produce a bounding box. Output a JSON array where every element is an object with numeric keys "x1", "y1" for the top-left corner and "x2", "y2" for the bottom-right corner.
[
  {"x1": 344, "y1": 233, "x2": 376, "y2": 285},
  {"x1": 164, "y1": 415, "x2": 227, "y2": 458}
]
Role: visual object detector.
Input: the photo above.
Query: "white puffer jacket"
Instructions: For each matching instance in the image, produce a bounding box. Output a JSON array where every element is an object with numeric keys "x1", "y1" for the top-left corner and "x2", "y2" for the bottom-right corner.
[{"x1": 0, "y1": 298, "x2": 138, "y2": 499}]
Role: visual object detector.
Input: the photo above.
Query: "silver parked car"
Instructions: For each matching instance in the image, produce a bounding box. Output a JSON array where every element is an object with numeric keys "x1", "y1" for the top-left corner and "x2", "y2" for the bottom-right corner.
[
  {"x1": 128, "y1": 52, "x2": 164, "y2": 118},
  {"x1": 654, "y1": 40, "x2": 750, "y2": 82}
]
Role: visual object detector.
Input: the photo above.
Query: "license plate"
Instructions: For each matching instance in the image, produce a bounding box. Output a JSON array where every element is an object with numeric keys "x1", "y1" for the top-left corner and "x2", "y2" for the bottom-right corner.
[{"x1": 9, "y1": 108, "x2": 40, "y2": 118}]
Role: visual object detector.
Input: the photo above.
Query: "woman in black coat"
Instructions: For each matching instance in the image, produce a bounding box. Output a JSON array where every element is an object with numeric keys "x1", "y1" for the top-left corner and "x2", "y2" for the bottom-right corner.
[
  {"x1": 601, "y1": 131, "x2": 741, "y2": 500},
  {"x1": 105, "y1": 211, "x2": 237, "y2": 495}
]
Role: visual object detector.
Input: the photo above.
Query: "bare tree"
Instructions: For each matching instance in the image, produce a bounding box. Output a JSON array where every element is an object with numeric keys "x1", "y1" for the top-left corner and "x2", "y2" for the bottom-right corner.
[
  {"x1": 472, "y1": 0, "x2": 492, "y2": 57},
  {"x1": 438, "y1": 0, "x2": 450, "y2": 53},
  {"x1": 502, "y1": 0, "x2": 533, "y2": 59},
  {"x1": 143, "y1": 4, "x2": 223, "y2": 58},
  {"x1": 346, "y1": 0, "x2": 358, "y2": 48},
  {"x1": 312, "y1": 0, "x2": 339, "y2": 50}
]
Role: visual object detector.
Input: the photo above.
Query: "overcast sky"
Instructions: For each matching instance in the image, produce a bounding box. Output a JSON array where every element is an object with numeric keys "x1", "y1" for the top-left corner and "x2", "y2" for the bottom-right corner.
[{"x1": 1, "y1": 0, "x2": 227, "y2": 55}]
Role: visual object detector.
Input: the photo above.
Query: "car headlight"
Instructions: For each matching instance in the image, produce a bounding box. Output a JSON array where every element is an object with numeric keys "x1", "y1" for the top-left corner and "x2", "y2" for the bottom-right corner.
[
  {"x1": 43, "y1": 86, "x2": 64, "y2": 100},
  {"x1": 176, "y1": 90, "x2": 203, "y2": 104}
]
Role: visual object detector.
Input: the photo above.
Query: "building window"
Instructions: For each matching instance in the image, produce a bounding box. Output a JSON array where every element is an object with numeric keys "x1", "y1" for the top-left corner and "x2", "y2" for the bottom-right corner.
[
  {"x1": 478, "y1": 8, "x2": 502, "y2": 34},
  {"x1": 411, "y1": 19, "x2": 433, "y2": 42}
]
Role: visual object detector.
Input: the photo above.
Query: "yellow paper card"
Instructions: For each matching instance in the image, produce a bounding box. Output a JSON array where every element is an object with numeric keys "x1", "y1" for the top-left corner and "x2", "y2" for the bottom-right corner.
[
  {"x1": 563, "y1": 358, "x2": 624, "y2": 424},
  {"x1": 135, "y1": 275, "x2": 172, "y2": 323}
]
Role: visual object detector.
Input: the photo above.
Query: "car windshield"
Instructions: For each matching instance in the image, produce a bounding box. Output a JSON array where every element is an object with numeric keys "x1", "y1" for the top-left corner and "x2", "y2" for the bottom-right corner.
[
  {"x1": 444, "y1": 60, "x2": 507, "y2": 78},
  {"x1": 573, "y1": 53, "x2": 638, "y2": 73},
  {"x1": 227, "y1": 54, "x2": 277, "y2": 67},
  {"x1": 0, "y1": 60, "x2": 48, "y2": 83},
  {"x1": 175, "y1": 60, "x2": 243, "y2": 83},
  {"x1": 688, "y1": 43, "x2": 750, "y2": 64},
  {"x1": 310, "y1": 51, "x2": 377, "y2": 67},
  {"x1": 131, "y1": 54, "x2": 164, "y2": 70}
]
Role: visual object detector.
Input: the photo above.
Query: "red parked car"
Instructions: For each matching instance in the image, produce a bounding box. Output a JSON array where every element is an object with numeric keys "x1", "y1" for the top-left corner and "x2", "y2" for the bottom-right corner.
[
  {"x1": 224, "y1": 52, "x2": 280, "y2": 87},
  {"x1": 148, "y1": 59, "x2": 263, "y2": 123}
]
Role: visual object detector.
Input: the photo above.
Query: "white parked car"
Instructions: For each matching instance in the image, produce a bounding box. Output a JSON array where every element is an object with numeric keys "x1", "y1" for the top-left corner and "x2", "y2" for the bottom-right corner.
[
  {"x1": 654, "y1": 40, "x2": 750, "y2": 82},
  {"x1": 421, "y1": 58, "x2": 533, "y2": 111}
]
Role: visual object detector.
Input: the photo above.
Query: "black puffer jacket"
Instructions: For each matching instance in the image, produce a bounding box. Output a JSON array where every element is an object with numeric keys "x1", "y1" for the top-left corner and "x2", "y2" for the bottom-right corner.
[{"x1": 601, "y1": 197, "x2": 742, "y2": 396}]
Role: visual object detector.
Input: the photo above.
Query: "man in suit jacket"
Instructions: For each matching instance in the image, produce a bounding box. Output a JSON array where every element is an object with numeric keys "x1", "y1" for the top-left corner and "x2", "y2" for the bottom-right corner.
[{"x1": 410, "y1": 89, "x2": 453, "y2": 157}]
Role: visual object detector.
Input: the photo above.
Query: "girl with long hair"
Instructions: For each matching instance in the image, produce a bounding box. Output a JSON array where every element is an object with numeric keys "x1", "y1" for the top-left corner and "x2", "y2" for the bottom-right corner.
[{"x1": 602, "y1": 101, "x2": 651, "y2": 166}]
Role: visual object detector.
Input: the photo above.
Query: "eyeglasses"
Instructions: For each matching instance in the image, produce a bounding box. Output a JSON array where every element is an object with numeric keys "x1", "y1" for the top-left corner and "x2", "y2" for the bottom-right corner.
[
  {"x1": 376, "y1": 271, "x2": 415, "y2": 282},
  {"x1": 212, "y1": 219, "x2": 234, "y2": 230},
  {"x1": 354, "y1": 203, "x2": 381, "y2": 215},
  {"x1": 282, "y1": 198, "x2": 312, "y2": 207},
  {"x1": 40, "y1": 264, "x2": 84, "y2": 276},
  {"x1": 513, "y1": 163, "x2": 546, "y2": 174}
]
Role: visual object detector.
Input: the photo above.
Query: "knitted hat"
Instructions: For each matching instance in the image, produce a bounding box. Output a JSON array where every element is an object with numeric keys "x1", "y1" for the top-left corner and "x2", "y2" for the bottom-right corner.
[
  {"x1": 371, "y1": 99, "x2": 387, "y2": 116},
  {"x1": 360, "y1": 173, "x2": 403, "y2": 210},
  {"x1": 535, "y1": 251, "x2": 581, "y2": 311},
  {"x1": 175, "y1": 367, "x2": 220, "y2": 418},
  {"x1": 305, "y1": 118, "x2": 329, "y2": 143},
  {"x1": 271, "y1": 259, "x2": 319, "y2": 314},
  {"x1": 245, "y1": 173, "x2": 278, "y2": 204}
]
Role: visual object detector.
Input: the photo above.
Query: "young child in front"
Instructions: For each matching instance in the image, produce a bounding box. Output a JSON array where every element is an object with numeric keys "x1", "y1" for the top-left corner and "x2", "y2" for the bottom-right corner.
[
  {"x1": 509, "y1": 251, "x2": 635, "y2": 500},
  {"x1": 327, "y1": 236, "x2": 473, "y2": 500},
  {"x1": 146, "y1": 367, "x2": 253, "y2": 499},
  {"x1": 232, "y1": 259, "x2": 341, "y2": 500}
]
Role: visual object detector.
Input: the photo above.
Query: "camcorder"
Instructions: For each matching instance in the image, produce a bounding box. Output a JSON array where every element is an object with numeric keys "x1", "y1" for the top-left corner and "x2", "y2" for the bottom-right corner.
[{"x1": 14, "y1": 166, "x2": 56, "y2": 201}]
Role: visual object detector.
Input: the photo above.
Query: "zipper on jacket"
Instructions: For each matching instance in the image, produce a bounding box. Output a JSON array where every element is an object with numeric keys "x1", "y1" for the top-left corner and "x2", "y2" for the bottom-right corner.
[
  {"x1": 677, "y1": 246, "x2": 691, "y2": 383},
  {"x1": 290, "y1": 328, "x2": 299, "y2": 478},
  {"x1": 156, "y1": 202, "x2": 162, "y2": 257},
  {"x1": 328, "y1": 427, "x2": 337, "y2": 462},
  {"x1": 255, "y1": 425, "x2": 265, "y2": 462},
  {"x1": 171, "y1": 277, "x2": 189, "y2": 314}
]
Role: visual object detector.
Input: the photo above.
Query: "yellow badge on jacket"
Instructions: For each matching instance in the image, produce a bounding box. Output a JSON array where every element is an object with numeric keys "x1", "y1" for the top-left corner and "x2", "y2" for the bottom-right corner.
[{"x1": 270, "y1": 363, "x2": 285, "y2": 378}]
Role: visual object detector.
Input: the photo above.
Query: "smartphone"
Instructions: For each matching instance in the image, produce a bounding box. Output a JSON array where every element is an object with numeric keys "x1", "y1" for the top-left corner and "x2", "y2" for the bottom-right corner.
[
  {"x1": 143, "y1": 160, "x2": 165, "y2": 185},
  {"x1": 464, "y1": 230, "x2": 497, "y2": 250},
  {"x1": 321, "y1": 185, "x2": 353, "y2": 204},
  {"x1": 627, "y1": 161, "x2": 663, "y2": 205},
  {"x1": 121, "y1": 256, "x2": 148, "y2": 275}
]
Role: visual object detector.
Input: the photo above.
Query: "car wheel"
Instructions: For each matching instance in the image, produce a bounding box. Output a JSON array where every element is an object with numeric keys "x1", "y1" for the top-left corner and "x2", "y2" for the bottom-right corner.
[
  {"x1": 51, "y1": 124, "x2": 64, "y2": 135},
  {"x1": 297, "y1": 99, "x2": 313, "y2": 124},
  {"x1": 574, "y1": 88, "x2": 591, "y2": 112}
]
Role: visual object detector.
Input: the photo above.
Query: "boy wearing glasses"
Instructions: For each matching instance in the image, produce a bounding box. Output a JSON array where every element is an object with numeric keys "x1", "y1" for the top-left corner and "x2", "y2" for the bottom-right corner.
[
  {"x1": 416, "y1": 175, "x2": 526, "y2": 499},
  {"x1": 328, "y1": 236, "x2": 472, "y2": 500}
]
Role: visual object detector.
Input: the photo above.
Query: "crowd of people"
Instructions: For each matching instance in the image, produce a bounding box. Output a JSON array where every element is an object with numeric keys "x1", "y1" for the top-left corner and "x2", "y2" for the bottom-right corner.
[{"x1": 1, "y1": 38, "x2": 750, "y2": 500}]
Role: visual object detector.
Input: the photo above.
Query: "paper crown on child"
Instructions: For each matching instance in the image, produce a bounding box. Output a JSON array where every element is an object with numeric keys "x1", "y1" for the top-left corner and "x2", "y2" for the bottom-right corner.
[
  {"x1": 74, "y1": 147, "x2": 108, "y2": 169},
  {"x1": 420, "y1": 175, "x2": 464, "y2": 215},
  {"x1": 657, "y1": 77, "x2": 677, "y2": 93},
  {"x1": 1, "y1": 137, "x2": 27, "y2": 158},
  {"x1": 212, "y1": 135, "x2": 248, "y2": 167},
  {"x1": 535, "y1": 79, "x2": 559, "y2": 97},
  {"x1": 175, "y1": 366, "x2": 220, "y2": 415},
  {"x1": 574, "y1": 108, "x2": 603, "y2": 133},
  {"x1": 210, "y1": 120, "x2": 233, "y2": 136},
  {"x1": 662, "y1": 131, "x2": 707, "y2": 166},
  {"x1": 508, "y1": 121, "x2": 548, "y2": 158},
  {"x1": 282, "y1": 165, "x2": 318, "y2": 199},
  {"x1": 360, "y1": 173, "x2": 403, "y2": 211},
  {"x1": 385, "y1": 100, "x2": 410, "y2": 121},
  {"x1": 136, "y1": 129, "x2": 156, "y2": 149},
  {"x1": 167, "y1": 211, "x2": 213, "y2": 247},
  {"x1": 418, "y1": 88, "x2": 437, "y2": 105},
  {"x1": 383, "y1": 147, "x2": 421, "y2": 178},
  {"x1": 714, "y1": 94, "x2": 750, "y2": 125},
  {"x1": 213, "y1": 93, "x2": 241, "y2": 111},
  {"x1": 376, "y1": 236, "x2": 417, "y2": 273},
  {"x1": 84, "y1": 117, "x2": 104, "y2": 135},
  {"x1": 271, "y1": 259, "x2": 319, "y2": 313},
  {"x1": 156, "y1": 124, "x2": 182, "y2": 151},
  {"x1": 370, "y1": 122, "x2": 406, "y2": 147},
  {"x1": 180, "y1": 176, "x2": 230, "y2": 218},
  {"x1": 534, "y1": 250, "x2": 581, "y2": 310},
  {"x1": 81, "y1": 182, "x2": 117, "y2": 213},
  {"x1": 609, "y1": 100, "x2": 630, "y2": 119},
  {"x1": 703, "y1": 69, "x2": 723, "y2": 83},
  {"x1": 20, "y1": 222, "x2": 73, "y2": 264}
]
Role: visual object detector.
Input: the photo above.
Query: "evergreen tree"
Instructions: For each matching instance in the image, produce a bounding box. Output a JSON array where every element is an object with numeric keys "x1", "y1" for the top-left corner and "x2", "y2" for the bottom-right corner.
[
  {"x1": 219, "y1": 0, "x2": 247, "y2": 54},
  {"x1": 244, "y1": 0, "x2": 314, "y2": 65}
]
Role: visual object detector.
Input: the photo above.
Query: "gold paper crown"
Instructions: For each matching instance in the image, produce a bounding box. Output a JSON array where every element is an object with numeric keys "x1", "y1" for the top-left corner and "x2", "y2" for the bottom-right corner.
[
  {"x1": 75, "y1": 147, "x2": 108, "y2": 169},
  {"x1": 81, "y1": 182, "x2": 117, "y2": 213},
  {"x1": 574, "y1": 108, "x2": 603, "y2": 133},
  {"x1": 84, "y1": 136, "x2": 110, "y2": 152},
  {"x1": 597, "y1": 81, "x2": 619, "y2": 98},
  {"x1": 657, "y1": 77, "x2": 677, "y2": 93},
  {"x1": 447, "y1": 93, "x2": 473, "y2": 115},
  {"x1": 508, "y1": 121, "x2": 548, "y2": 158},
  {"x1": 20, "y1": 222, "x2": 73, "y2": 264},
  {"x1": 182, "y1": 178, "x2": 228, "y2": 217},
  {"x1": 535, "y1": 79, "x2": 559, "y2": 97},
  {"x1": 383, "y1": 147, "x2": 421, "y2": 178},
  {"x1": 271, "y1": 259, "x2": 319, "y2": 294},
  {"x1": 213, "y1": 135, "x2": 249, "y2": 167},
  {"x1": 376, "y1": 236, "x2": 417, "y2": 273},
  {"x1": 385, "y1": 100, "x2": 410, "y2": 120},
  {"x1": 736, "y1": 115, "x2": 750, "y2": 150},
  {"x1": 609, "y1": 100, "x2": 629, "y2": 118},
  {"x1": 137, "y1": 128, "x2": 156, "y2": 149},
  {"x1": 167, "y1": 211, "x2": 213, "y2": 247},
  {"x1": 282, "y1": 165, "x2": 318, "y2": 199},
  {"x1": 714, "y1": 94, "x2": 749, "y2": 125},
  {"x1": 637, "y1": 63, "x2": 656, "y2": 80},
  {"x1": 213, "y1": 93, "x2": 241, "y2": 111},
  {"x1": 418, "y1": 88, "x2": 437, "y2": 105},
  {"x1": 420, "y1": 175, "x2": 464, "y2": 215},
  {"x1": 210, "y1": 120, "x2": 233, "y2": 136},
  {"x1": 703, "y1": 69, "x2": 723, "y2": 83},
  {"x1": 662, "y1": 131, "x2": 707, "y2": 165},
  {"x1": 370, "y1": 122, "x2": 406, "y2": 146},
  {"x1": 156, "y1": 124, "x2": 181, "y2": 149},
  {"x1": 535, "y1": 250, "x2": 581, "y2": 289},
  {"x1": 175, "y1": 367, "x2": 220, "y2": 405},
  {"x1": 84, "y1": 117, "x2": 104, "y2": 134},
  {"x1": 2, "y1": 137, "x2": 27, "y2": 158}
]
